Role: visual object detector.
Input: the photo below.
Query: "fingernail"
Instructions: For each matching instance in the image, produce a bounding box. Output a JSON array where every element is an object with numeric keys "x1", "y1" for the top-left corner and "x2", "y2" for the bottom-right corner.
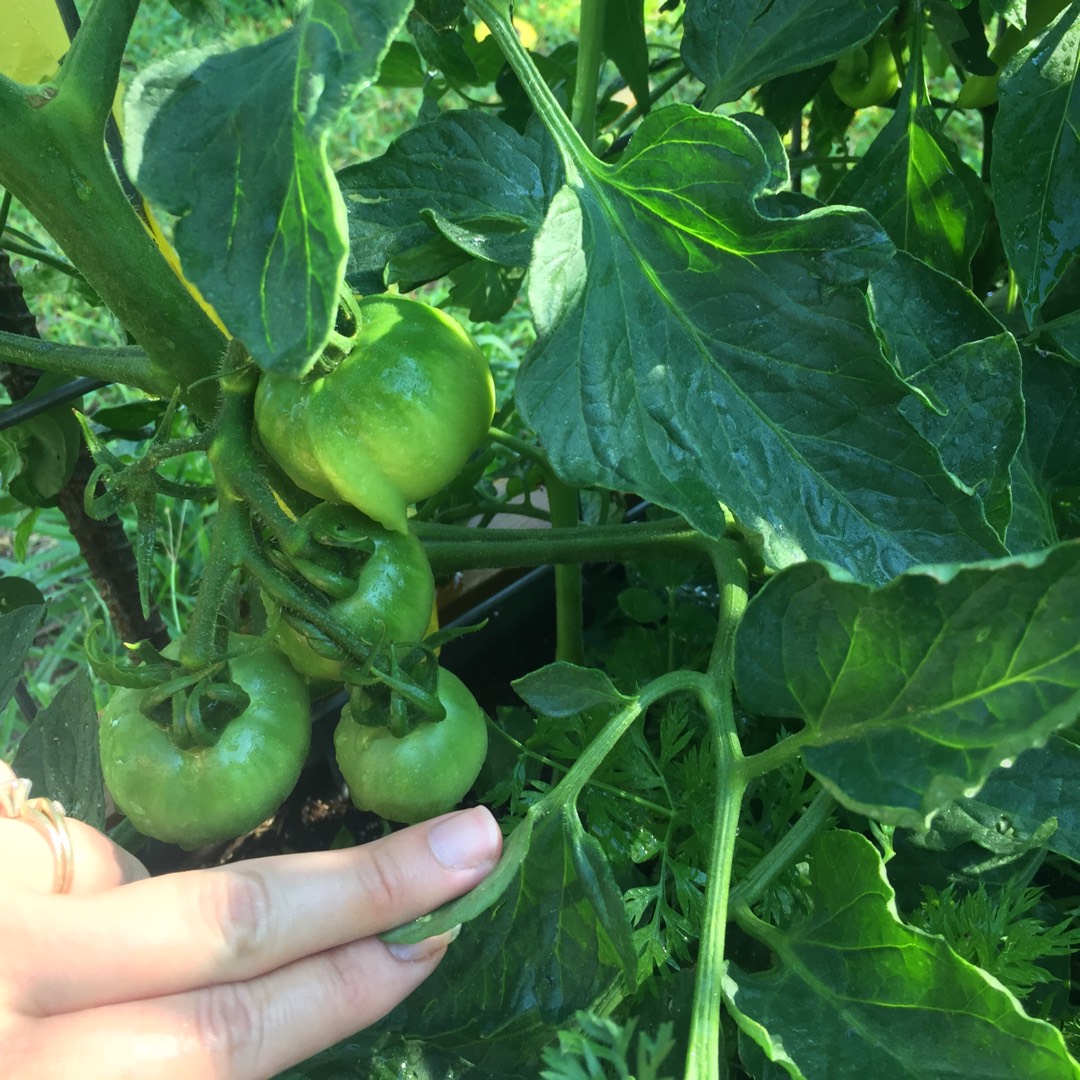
[
  {"x1": 427, "y1": 807, "x2": 499, "y2": 870},
  {"x1": 388, "y1": 924, "x2": 461, "y2": 962}
]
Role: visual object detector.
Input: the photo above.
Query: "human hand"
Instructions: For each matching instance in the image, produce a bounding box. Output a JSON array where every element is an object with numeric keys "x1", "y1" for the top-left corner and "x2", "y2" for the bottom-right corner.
[{"x1": 0, "y1": 759, "x2": 502, "y2": 1078}]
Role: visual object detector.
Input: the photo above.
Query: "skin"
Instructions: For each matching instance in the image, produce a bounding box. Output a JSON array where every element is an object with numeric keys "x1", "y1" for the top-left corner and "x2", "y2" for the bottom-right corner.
[{"x1": 0, "y1": 758, "x2": 502, "y2": 1079}]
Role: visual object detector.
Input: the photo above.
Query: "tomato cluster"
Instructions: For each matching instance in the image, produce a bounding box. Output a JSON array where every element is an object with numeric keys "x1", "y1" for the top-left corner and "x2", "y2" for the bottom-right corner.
[
  {"x1": 254, "y1": 295, "x2": 494, "y2": 823},
  {"x1": 99, "y1": 296, "x2": 495, "y2": 845}
]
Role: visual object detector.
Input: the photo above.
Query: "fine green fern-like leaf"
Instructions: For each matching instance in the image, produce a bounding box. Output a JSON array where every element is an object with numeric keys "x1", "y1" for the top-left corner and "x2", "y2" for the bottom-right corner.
[
  {"x1": 540, "y1": 1012, "x2": 676, "y2": 1080},
  {"x1": 910, "y1": 877, "x2": 1080, "y2": 999}
]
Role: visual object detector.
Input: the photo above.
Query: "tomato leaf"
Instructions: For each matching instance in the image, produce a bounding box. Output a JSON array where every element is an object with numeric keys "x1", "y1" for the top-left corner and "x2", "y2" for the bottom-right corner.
[
  {"x1": 513, "y1": 662, "x2": 630, "y2": 716},
  {"x1": 125, "y1": 0, "x2": 412, "y2": 377},
  {"x1": 992, "y1": 5, "x2": 1080, "y2": 321},
  {"x1": 830, "y1": 41, "x2": 989, "y2": 282},
  {"x1": 734, "y1": 545, "x2": 1080, "y2": 828},
  {"x1": 682, "y1": 0, "x2": 897, "y2": 105},
  {"x1": 726, "y1": 831, "x2": 1080, "y2": 1079},
  {"x1": 339, "y1": 110, "x2": 561, "y2": 294},
  {"x1": 11, "y1": 669, "x2": 106, "y2": 830},
  {"x1": 518, "y1": 106, "x2": 1004, "y2": 583},
  {"x1": 1007, "y1": 347, "x2": 1080, "y2": 552},
  {"x1": 868, "y1": 252, "x2": 1023, "y2": 540}
]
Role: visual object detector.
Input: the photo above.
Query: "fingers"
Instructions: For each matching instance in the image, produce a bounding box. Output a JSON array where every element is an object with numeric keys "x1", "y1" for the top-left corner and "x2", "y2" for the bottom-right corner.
[
  {"x1": 10, "y1": 929, "x2": 458, "y2": 1080},
  {"x1": 6, "y1": 805, "x2": 501, "y2": 1017},
  {"x1": 0, "y1": 816, "x2": 149, "y2": 895},
  {"x1": 0, "y1": 762, "x2": 148, "y2": 895}
]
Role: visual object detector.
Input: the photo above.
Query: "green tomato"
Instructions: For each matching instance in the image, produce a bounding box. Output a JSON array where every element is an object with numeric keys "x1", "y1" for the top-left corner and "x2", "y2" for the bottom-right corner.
[
  {"x1": 275, "y1": 515, "x2": 436, "y2": 683},
  {"x1": 334, "y1": 667, "x2": 488, "y2": 824},
  {"x1": 829, "y1": 34, "x2": 899, "y2": 109},
  {"x1": 255, "y1": 295, "x2": 495, "y2": 534},
  {"x1": 99, "y1": 641, "x2": 311, "y2": 849}
]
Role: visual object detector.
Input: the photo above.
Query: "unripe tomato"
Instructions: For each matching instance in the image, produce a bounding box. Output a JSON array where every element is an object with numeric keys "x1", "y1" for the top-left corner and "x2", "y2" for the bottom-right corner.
[
  {"x1": 275, "y1": 517, "x2": 436, "y2": 683},
  {"x1": 99, "y1": 640, "x2": 311, "y2": 849},
  {"x1": 829, "y1": 34, "x2": 899, "y2": 109},
  {"x1": 255, "y1": 295, "x2": 495, "y2": 533},
  {"x1": 334, "y1": 667, "x2": 488, "y2": 824}
]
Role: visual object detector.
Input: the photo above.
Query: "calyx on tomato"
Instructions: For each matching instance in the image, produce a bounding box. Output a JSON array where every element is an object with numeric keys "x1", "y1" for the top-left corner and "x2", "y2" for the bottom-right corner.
[
  {"x1": 829, "y1": 34, "x2": 899, "y2": 109},
  {"x1": 273, "y1": 507, "x2": 436, "y2": 683},
  {"x1": 334, "y1": 666, "x2": 488, "y2": 824},
  {"x1": 99, "y1": 639, "x2": 311, "y2": 849},
  {"x1": 254, "y1": 295, "x2": 495, "y2": 534}
]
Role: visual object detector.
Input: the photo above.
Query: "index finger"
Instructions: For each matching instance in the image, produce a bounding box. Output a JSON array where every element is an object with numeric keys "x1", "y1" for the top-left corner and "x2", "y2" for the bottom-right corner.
[{"x1": 7, "y1": 805, "x2": 502, "y2": 1017}]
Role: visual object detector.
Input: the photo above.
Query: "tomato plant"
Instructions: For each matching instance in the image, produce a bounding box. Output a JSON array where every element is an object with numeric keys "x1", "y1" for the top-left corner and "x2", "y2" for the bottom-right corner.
[{"x1": 3, "y1": 0, "x2": 1080, "y2": 1077}]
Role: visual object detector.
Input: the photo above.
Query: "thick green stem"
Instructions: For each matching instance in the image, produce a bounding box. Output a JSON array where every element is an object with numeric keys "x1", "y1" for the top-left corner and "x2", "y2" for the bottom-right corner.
[
  {"x1": 550, "y1": 669, "x2": 705, "y2": 810},
  {"x1": 0, "y1": 0, "x2": 226, "y2": 417},
  {"x1": 412, "y1": 517, "x2": 709, "y2": 573},
  {"x1": 728, "y1": 788, "x2": 834, "y2": 911},
  {"x1": 570, "y1": 0, "x2": 607, "y2": 149},
  {"x1": 469, "y1": 0, "x2": 592, "y2": 183},
  {"x1": 0, "y1": 332, "x2": 163, "y2": 395},
  {"x1": 178, "y1": 496, "x2": 242, "y2": 670},
  {"x1": 547, "y1": 474, "x2": 585, "y2": 665},
  {"x1": 684, "y1": 543, "x2": 748, "y2": 1080}
]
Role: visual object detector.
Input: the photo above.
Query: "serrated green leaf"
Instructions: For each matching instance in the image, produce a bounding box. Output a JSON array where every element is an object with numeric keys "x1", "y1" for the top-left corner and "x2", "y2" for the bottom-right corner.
[
  {"x1": 682, "y1": 0, "x2": 897, "y2": 105},
  {"x1": 125, "y1": 0, "x2": 412, "y2": 376},
  {"x1": 726, "y1": 831, "x2": 1080, "y2": 1080},
  {"x1": 992, "y1": 4, "x2": 1080, "y2": 320},
  {"x1": 868, "y1": 252, "x2": 1023, "y2": 539},
  {"x1": 513, "y1": 662, "x2": 630, "y2": 716},
  {"x1": 734, "y1": 545, "x2": 1080, "y2": 827},
  {"x1": 518, "y1": 106, "x2": 1003, "y2": 583},
  {"x1": 341, "y1": 110, "x2": 560, "y2": 294},
  {"x1": 11, "y1": 669, "x2": 105, "y2": 829},
  {"x1": 831, "y1": 43, "x2": 988, "y2": 281}
]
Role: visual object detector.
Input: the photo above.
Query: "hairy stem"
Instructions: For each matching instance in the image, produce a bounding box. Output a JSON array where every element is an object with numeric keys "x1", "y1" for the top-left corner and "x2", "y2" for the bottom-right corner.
[
  {"x1": 0, "y1": 332, "x2": 162, "y2": 395},
  {"x1": 683, "y1": 543, "x2": 748, "y2": 1080},
  {"x1": 728, "y1": 788, "x2": 834, "y2": 911},
  {"x1": 547, "y1": 474, "x2": 585, "y2": 665},
  {"x1": 571, "y1": 0, "x2": 607, "y2": 149},
  {"x1": 0, "y1": 0, "x2": 226, "y2": 417},
  {"x1": 412, "y1": 517, "x2": 710, "y2": 572}
]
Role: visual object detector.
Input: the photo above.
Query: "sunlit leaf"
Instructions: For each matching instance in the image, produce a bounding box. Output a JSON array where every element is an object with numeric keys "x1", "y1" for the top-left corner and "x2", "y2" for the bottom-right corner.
[
  {"x1": 726, "y1": 831, "x2": 1080, "y2": 1079},
  {"x1": 735, "y1": 544, "x2": 1080, "y2": 827}
]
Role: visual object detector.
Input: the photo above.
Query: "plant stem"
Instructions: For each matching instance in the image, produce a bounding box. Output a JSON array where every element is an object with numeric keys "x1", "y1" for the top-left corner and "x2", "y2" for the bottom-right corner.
[
  {"x1": 740, "y1": 727, "x2": 813, "y2": 782},
  {"x1": 469, "y1": 0, "x2": 593, "y2": 183},
  {"x1": 488, "y1": 425, "x2": 550, "y2": 468},
  {"x1": 613, "y1": 61, "x2": 689, "y2": 135},
  {"x1": 684, "y1": 544, "x2": 749, "y2": 1080},
  {"x1": 547, "y1": 474, "x2": 585, "y2": 665},
  {"x1": 550, "y1": 668, "x2": 705, "y2": 810},
  {"x1": 0, "y1": 0, "x2": 225, "y2": 417},
  {"x1": 0, "y1": 332, "x2": 164, "y2": 395},
  {"x1": 412, "y1": 517, "x2": 710, "y2": 572},
  {"x1": 728, "y1": 788, "x2": 834, "y2": 911},
  {"x1": 571, "y1": 0, "x2": 607, "y2": 149}
]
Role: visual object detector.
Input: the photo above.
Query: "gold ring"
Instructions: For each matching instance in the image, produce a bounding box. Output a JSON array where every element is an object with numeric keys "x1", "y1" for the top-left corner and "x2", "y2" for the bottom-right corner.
[{"x1": 1, "y1": 776, "x2": 75, "y2": 894}]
